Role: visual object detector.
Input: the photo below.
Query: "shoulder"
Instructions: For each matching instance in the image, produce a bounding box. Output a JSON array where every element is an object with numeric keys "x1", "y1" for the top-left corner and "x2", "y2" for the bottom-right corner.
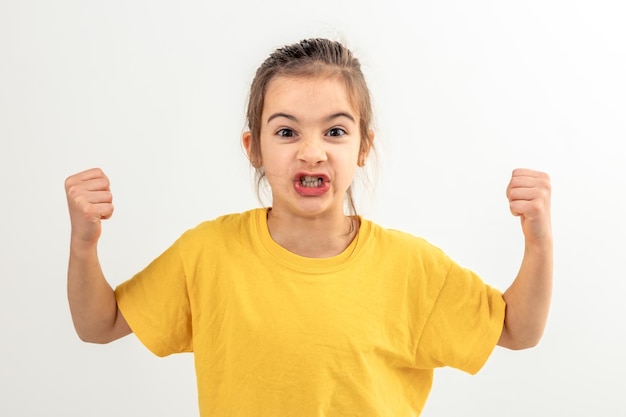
[
  {"x1": 185, "y1": 209, "x2": 261, "y2": 234},
  {"x1": 360, "y1": 219, "x2": 453, "y2": 271},
  {"x1": 177, "y1": 208, "x2": 263, "y2": 248},
  {"x1": 363, "y1": 219, "x2": 444, "y2": 252}
]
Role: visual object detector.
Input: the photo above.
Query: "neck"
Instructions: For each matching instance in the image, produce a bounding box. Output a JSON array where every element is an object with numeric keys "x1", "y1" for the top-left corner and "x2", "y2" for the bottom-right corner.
[{"x1": 266, "y1": 208, "x2": 359, "y2": 258}]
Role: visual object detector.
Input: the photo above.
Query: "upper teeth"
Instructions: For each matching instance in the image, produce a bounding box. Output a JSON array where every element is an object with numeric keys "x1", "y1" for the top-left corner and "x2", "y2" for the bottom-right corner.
[{"x1": 301, "y1": 176, "x2": 323, "y2": 187}]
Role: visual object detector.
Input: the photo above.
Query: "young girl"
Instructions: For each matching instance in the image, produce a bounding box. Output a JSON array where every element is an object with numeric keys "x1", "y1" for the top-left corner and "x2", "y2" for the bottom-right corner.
[{"x1": 65, "y1": 38, "x2": 552, "y2": 416}]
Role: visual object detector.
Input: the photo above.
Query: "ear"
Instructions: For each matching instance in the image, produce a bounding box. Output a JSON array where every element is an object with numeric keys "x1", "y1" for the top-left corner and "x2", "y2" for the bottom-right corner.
[
  {"x1": 242, "y1": 131, "x2": 261, "y2": 168},
  {"x1": 358, "y1": 129, "x2": 375, "y2": 167}
]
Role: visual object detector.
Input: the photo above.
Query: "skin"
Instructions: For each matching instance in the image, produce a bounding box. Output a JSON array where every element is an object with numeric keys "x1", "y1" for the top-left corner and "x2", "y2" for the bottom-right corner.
[
  {"x1": 243, "y1": 75, "x2": 372, "y2": 258},
  {"x1": 65, "y1": 168, "x2": 131, "y2": 342},
  {"x1": 498, "y1": 169, "x2": 553, "y2": 349},
  {"x1": 66, "y1": 74, "x2": 552, "y2": 350}
]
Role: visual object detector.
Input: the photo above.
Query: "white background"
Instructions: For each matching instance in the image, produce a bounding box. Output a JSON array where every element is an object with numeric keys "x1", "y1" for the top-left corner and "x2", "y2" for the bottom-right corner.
[{"x1": 1, "y1": 1, "x2": 625, "y2": 416}]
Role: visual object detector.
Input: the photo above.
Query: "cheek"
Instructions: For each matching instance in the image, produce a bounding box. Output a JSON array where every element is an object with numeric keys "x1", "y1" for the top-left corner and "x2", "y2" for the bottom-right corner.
[
  {"x1": 260, "y1": 152, "x2": 291, "y2": 186},
  {"x1": 335, "y1": 154, "x2": 360, "y2": 184},
  {"x1": 343, "y1": 145, "x2": 362, "y2": 168}
]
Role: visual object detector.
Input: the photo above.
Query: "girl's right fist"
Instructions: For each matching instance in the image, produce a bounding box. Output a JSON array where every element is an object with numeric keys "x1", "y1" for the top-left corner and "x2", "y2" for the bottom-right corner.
[{"x1": 64, "y1": 168, "x2": 114, "y2": 245}]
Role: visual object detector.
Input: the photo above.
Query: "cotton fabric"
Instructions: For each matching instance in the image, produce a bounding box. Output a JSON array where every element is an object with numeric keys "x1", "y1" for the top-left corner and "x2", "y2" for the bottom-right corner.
[{"x1": 115, "y1": 208, "x2": 505, "y2": 416}]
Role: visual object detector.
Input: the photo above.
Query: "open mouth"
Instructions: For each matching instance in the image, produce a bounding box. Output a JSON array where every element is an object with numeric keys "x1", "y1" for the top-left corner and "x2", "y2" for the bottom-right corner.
[{"x1": 299, "y1": 175, "x2": 325, "y2": 188}]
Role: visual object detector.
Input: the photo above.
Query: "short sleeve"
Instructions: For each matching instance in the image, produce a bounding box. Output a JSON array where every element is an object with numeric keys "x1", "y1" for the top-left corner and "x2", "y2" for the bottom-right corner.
[
  {"x1": 415, "y1": 261, "x2": 506, "y2": 374},
  {"x1": 115, "y1": 238, "x2": 193, "y2": 357}
]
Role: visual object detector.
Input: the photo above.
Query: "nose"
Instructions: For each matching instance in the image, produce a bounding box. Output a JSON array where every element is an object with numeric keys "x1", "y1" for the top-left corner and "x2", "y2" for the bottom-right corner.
[{"x1": 297, "y1": 136, "x2": 327, "y2": 166}]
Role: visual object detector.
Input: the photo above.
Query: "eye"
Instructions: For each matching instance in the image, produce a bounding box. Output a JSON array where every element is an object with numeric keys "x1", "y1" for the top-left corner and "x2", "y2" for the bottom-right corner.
[
  {"x1": 276, "y1": 128, "x2": 297, "y2": 138},
  {"x1": 326, "y1": 127, "x2": 346, "y2": 137}
]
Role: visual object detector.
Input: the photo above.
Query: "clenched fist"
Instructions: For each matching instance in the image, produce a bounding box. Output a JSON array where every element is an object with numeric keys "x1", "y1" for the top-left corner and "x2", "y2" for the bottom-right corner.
[
  {"x1": 506, "y1": 168, "x2": 552, "y2": 244},
  {"x1": 65, "y1": 168, "x2": 114, "y2": 245}
]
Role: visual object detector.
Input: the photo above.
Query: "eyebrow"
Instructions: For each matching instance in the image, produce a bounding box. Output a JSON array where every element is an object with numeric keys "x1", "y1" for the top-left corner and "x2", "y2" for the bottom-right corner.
[{"x1": 266, "y1": 112, "x2": 356, "y2": 124}]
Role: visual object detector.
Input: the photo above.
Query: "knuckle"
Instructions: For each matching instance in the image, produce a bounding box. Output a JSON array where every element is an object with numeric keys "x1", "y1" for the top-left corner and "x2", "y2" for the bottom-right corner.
[
  {"x1": 66, "y1": 184, "x2": 80, "y2": 199},
  {"x1": 64, "y1": 175, "x2": 77, "y2": 191}
]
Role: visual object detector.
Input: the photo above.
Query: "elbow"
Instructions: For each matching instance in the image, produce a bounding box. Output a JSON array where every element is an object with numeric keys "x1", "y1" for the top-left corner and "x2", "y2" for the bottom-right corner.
[
  {"x1": 72, "y1": 311, "x2": 130, "y2": 344},
  {"x1": 504, "y1": 337, "x2": 541, "y2": 351},
  {"x1": 498, "y1": 325, "x2": 545, "y2": 350},
  {"x1": 74, "y1": 327, "x2": 117, "y2": 345},
  {"x1": 75, "y1": 332, "x2": 104, "y2": 345},
  {"x1": 76, "y1": 335, "x2": 111, "y2": 345}
]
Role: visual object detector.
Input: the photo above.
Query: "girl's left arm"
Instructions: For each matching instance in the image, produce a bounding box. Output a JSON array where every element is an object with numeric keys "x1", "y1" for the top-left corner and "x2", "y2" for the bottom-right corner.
[{"x1": 498, "y1": 168, "x2": 553, "y2": 350}]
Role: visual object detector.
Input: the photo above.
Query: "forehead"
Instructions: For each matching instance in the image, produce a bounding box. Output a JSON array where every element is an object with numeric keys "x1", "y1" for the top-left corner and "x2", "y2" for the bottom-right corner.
[{"x1": 263, "y1": 75, "x2": 357, "y2": 118}]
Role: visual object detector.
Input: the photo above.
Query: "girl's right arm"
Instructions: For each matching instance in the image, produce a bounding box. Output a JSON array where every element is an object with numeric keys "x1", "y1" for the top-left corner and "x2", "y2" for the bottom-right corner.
[{"x1": 65, "y1": 168, "x2": 132, "y2": 343}]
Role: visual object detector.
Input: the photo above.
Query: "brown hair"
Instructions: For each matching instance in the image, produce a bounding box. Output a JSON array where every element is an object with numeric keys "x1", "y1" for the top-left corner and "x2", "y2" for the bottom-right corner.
[{"x1": 245, "y1": 38, "x2": 375, "y2": 215}]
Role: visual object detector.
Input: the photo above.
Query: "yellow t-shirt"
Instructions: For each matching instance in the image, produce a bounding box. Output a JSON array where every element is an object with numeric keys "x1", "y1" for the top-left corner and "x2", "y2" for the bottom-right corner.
[{"x1": 115, "y1": 208, "x2": 505, "y2": 416}]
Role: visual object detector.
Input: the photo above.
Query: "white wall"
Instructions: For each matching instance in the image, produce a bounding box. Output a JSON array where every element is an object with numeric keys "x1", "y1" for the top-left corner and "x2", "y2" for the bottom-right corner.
[{"x1": 1, "y1": 1, "x2": 624, "y2": 415}]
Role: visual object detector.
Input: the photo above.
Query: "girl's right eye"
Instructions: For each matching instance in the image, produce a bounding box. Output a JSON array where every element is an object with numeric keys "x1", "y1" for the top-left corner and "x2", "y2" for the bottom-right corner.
[{"x1": 276, "y1": 128, "x2": 296, "y2": 138}]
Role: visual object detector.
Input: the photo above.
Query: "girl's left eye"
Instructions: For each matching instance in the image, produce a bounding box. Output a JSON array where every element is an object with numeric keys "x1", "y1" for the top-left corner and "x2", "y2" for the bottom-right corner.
[{"x1": 326, "y1": 127, "x2": 346, "y2": 137}]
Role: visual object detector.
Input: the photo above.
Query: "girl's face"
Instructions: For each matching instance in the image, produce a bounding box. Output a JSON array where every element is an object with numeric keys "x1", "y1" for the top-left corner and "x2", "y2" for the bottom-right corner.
[{"x1": 244, "y1": 75, "x2": 369, "y2": 220}]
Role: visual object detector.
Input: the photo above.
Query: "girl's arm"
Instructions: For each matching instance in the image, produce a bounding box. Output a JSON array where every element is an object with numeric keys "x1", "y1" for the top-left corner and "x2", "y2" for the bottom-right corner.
[
  {"x1": 65, "y1": 168, "x2": 131, "y2": 343},
  {"x1": 497, "y1": 169, "x2": 553, "y2": 350}
]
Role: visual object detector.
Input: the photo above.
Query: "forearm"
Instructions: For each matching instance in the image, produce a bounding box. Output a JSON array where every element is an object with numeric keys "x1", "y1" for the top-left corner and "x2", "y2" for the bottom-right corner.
[
  {"x1": 67, "y1": 241, "x2": 120, "y2": 343},
  {"x1": 499, "y1": 238, "x2": 553, "y2": 349}
]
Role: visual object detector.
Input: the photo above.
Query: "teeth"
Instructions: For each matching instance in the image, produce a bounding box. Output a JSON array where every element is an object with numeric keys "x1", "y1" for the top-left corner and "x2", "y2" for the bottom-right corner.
[{"x1": 300, "y1": 176, "x2": 324, "y2": 187}]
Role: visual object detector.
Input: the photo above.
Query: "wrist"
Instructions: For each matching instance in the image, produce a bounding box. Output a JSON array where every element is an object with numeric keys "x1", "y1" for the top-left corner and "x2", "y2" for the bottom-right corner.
[
  {"x1": 69, "y1": 237, "x2": 99, "y2": 259},
  {"x1": 523, "y1": 236, "x2": 553, "y2": 262}
]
